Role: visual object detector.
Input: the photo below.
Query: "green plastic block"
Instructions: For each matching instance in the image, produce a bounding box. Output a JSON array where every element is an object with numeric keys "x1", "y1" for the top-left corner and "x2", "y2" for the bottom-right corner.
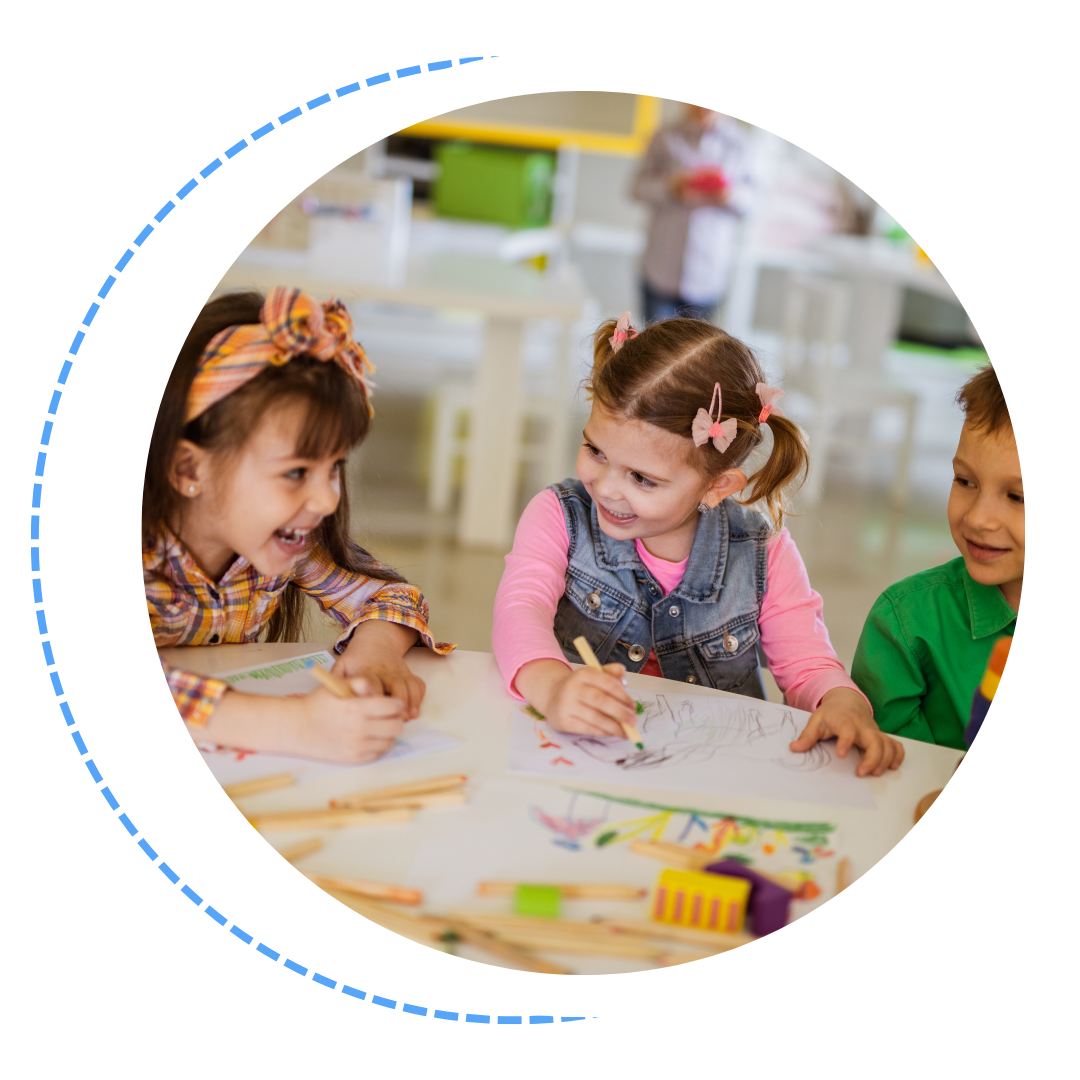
[
  {"x1": 433, "y1": 142, "x2": 554, "y2": 229},
  {"x1": 513, "y1": 884, "x2": 562, "y2": 919}
]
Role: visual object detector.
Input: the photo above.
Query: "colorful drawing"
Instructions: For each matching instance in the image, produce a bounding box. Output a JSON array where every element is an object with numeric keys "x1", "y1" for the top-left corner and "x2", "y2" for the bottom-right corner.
[{"x1": 529, "y1": 793, "x2": 607, "y2": 851}]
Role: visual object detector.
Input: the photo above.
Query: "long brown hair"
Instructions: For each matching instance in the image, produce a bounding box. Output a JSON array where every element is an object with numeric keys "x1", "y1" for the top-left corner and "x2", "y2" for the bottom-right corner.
[
  {"x1": 143, "y1": 290, "x2": 403, "y2": 641},
  {"x1": 587, "y1": 317, "x2": 809, "y2": 527}
]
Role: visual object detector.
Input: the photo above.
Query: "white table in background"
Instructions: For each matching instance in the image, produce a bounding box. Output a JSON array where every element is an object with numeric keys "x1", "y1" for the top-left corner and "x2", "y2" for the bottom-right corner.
[
  {"x1": 725, "y1": 236, "x2": 961, "y2": 372},
  {"x1": 161, "y1": 643, "x2": 962, "y2": 975},
  {"x1": 217, "y1": 254, "x2": 592, "y2": 549}
]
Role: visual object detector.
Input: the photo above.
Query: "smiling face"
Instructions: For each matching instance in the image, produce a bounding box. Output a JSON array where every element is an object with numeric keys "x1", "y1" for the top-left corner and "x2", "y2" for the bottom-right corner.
[
  {"x1": 171, "y1": 402, "x2": 345, "y2": 581},
  {"x1": 947, "y1": 422, "x2": 1024, "y2": 610},
  {"x1": 576, "y1": 403, "x2": 746, "y2": 561}
]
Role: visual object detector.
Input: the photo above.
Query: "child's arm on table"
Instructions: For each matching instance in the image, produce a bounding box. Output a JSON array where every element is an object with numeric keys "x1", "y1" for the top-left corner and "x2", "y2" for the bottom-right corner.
[
  {"x1": 164, "y1": 660, "x2": 405, "y2": 764},
  {"x1": 760, "y1": 530, "x2": 905, "y2": 777},
  {"x1": 295, "y1": 547, "x2": 454, "y2": 720},
  {"x1": 494, "y1": 490, "x2": 638, "y2": 737}
]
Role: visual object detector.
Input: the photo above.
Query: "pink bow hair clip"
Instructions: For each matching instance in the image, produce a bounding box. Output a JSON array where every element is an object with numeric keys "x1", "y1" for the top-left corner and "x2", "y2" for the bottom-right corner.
[
  {"x1": 692, "y1": 382, "x2": 738, "y2": 454},
  {"x1": 610, "y1": 311, "x2": 638, "y2": 353},
  {"x1": 756, "y1": 383, "x2": 786, "y2": 424}
]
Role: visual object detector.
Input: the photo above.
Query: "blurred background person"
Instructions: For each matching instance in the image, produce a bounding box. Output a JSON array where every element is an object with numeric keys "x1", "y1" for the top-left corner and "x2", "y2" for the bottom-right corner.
[{"x1": 631, "y1": 105, "x2": 753, "y2": 323}]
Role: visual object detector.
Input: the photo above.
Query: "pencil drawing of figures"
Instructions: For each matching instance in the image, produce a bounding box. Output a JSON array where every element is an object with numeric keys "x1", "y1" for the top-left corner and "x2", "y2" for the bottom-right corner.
[{"x1": 570, "y1": 694, "x2": 833, "y2": 772}]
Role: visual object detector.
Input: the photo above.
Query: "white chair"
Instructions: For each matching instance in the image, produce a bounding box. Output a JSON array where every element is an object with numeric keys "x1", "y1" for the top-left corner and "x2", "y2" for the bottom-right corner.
[
  {"x1": 779, "y1": 273, "x2": 918, "y2": 508},
  {"x1": 426, "y1": 380, "x2": 570, "y2": 516}
]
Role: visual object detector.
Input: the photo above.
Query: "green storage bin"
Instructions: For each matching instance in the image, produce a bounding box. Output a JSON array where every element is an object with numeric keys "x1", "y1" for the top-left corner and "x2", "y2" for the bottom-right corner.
[{"x1": 433, "y1": 141, "x2": 554, "y2": 229}]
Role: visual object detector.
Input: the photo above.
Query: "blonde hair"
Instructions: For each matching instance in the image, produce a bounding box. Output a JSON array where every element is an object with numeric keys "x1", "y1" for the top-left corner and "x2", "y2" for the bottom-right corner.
[{"x1": 587, "y1": 317, "x2": 809, "y2": 527}]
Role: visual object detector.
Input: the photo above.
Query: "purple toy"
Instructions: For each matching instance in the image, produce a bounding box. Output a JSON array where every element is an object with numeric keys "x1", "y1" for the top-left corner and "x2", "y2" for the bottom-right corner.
[{"x1": 704, "y1": 859, "x2": 792, "y2": 936}]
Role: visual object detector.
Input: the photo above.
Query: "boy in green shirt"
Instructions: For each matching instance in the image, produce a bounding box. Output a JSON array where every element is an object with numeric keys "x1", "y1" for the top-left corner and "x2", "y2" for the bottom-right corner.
[{"x1": 852, "y1": 367, "x2": 1021, "y2": 749}]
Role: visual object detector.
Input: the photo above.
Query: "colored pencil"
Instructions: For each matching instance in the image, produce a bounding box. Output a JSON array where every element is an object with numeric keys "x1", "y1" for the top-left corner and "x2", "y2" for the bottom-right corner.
[
  {"x1": 572, "y1": 635, "x2": 644, "y2": 748},
  {"x1": 248, "y1": 806, "x2": 412, "y2": 832},
  {"x1": 835, "y1": 857, "x2": 852, "y2": 894},
  {"x1": 305, "y1": 873, "x2": 423, "y2": 906},
  {"x1": 477, "y1": 882, "x2": 646, "y2": 900},
  {"x1": 222, "y1": 772, "x2": 294, "y2": 799},
  {"x1": 275, "y1": 837, "x2": 324, "y2": 863},
  {"x1": 306, "y1": 661, "x2": 355, "y2": 699},
  {"x1": 331, "y1": 774, "x2": 467, "y2": 809},
  {"x1": 331, "y1": 790, "x2": 466, "y2": 813}
]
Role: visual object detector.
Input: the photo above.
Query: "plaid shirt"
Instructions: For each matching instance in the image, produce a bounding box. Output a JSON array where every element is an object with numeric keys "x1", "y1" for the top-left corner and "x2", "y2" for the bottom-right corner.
[{"x1": 146, "y1": 526, "x2": 453, "y2": 727}]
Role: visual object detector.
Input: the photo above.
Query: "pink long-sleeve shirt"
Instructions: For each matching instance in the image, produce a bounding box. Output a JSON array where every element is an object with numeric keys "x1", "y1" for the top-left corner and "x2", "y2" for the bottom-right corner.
[{"x1": 493, "y1": 488, "x2": 864, "y2": 714}]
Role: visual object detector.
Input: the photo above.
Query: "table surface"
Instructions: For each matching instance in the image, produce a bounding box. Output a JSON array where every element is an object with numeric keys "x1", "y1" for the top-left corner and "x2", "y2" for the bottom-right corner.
[
  {"x1": 219, "y1": 252, "x2": 591, "y2": 321},
  {"x1": 160, "y1": 642, "x2": 962, "y2": 974}
]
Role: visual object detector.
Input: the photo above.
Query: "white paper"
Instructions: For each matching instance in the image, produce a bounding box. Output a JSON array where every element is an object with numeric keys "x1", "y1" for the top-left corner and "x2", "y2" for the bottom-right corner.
[
  {"x1": 508, "y1": 692, "x2": 875, "y2": 809},
  {"x1": 198, "y1": 650, "x2": 462, "y2": 786}
]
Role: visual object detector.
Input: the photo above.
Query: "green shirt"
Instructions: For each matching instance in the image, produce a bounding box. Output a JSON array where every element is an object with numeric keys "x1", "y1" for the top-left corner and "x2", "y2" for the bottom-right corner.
[{"x1": 851, "y1": 557, "x2": 1016, "y2": 750}]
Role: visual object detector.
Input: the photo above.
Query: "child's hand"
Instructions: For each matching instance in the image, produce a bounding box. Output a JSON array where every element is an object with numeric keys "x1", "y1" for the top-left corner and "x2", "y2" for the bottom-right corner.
[
  {"x1": 543, "y1": 664, "x2": 638, "y2": 738},
  {"x1": 337, "y1": 621, "x2": 426, "y2": 718},
  {"x1": 789, "y1": 687, "x2": 905, "y2": 778},
  {"x1": 290, "y1": 678, "x2": 406, "y2": 764}
]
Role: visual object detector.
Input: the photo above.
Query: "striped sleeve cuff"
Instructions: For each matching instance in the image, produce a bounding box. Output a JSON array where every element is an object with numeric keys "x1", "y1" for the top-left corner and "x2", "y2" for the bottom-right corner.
[
  {"x1": 162, "y1": 660, "x2": 230, "y2": 727},
  {"x1": 334, "y1": 583, "x2": 455, "y2": 656}
]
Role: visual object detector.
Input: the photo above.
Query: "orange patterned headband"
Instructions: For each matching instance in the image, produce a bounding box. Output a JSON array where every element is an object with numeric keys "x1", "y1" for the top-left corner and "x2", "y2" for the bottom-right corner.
[{"x1": 186, "y1": 287, "x2": 375, "y2": 423}]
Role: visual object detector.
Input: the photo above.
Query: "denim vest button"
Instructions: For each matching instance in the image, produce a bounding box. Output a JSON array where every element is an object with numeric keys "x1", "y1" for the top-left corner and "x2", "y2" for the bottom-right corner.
[
  {"x1": 586, "y1": 591, "x2": 602, "y2": 611},
  {"x1": 724, "y1": 632, "x2": 739, "y2": 653},
  {"x1": 668, "y1": 605, "x2": 680, "y2": 617},
  {"x1": 649, "y1": 584, "x2": 658, "y2": 595},
  {"x1": 627, "y1": 644, "x2": 646, "y2": 663},
  {"x1": 686, "y1": 675, "x2": 697, "y2": 683}
]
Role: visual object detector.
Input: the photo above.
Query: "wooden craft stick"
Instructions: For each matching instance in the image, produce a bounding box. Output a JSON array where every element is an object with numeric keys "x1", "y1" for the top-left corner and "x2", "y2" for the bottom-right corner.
[
  {"x1": 249, "y1": 806, "x2": 412, "y2": 832},
  {"x1": 305, "y1": 873, "x2": 423, "y2": 906},
  {"x1": 307, "y1": 662, "x2": 355, "y2": 699},
  {"x1": 573, "y1": 635, "x2": 643, "y2": 748},
  {"x1": 223, "y1": 772, "x2": 295, "y2": 799},
  {"x1": 657, "y1": 950, "x2": 728, "y2": 967},
  {"x1": 323, "y1": 892, "x2": 569, "y2": 974},
  {"x1": 478, "y1": 881, "x2": 646, "y2": 900},
  {"x1": 835, "y1": 857, "x2": 852, "y2": 895},
  {"x1": 275, "y1": 837, "x2": 324, "y2": 863},
  {"x1": 353, "y1": 790, "x2": 466, "y2": 812},
  {"x1": 628, "y1": 839, "x2": 713, "y2": 871},
  {"x1": 592, "y1": 917, "x2": 754, "y2": 951},
  {"x1": 435, "y1": 918, "x2": 571, "y2": 975},
  {"x1": 331, "y1": 774, "x2": 467, "y2": 809}
]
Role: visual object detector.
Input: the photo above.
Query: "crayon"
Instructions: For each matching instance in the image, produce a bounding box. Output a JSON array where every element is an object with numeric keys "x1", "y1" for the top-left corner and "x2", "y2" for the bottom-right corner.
[{"x1": 572, "y1": 635, "x2": 644, "y2": 748}]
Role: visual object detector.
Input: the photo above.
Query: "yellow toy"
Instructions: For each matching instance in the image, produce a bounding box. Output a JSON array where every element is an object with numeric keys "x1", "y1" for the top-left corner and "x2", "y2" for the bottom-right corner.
[{"x1": 651, "y1": 868, "x2": 751, "y2": 934}]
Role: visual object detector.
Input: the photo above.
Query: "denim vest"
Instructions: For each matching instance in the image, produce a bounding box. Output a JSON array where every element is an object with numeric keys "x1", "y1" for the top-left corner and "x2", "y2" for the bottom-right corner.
[{"x1": 552, "y1": 479, "x2": 770, "y2": 697}]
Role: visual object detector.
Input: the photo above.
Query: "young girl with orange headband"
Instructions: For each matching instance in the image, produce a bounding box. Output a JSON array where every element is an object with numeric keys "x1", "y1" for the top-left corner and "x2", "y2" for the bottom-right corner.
[
  {"x1": 144, "y1": 288, "x2": 452, "y2": 764},
  {"x1": 494, "y1": 313, "x2": 903, "y2": 777}
]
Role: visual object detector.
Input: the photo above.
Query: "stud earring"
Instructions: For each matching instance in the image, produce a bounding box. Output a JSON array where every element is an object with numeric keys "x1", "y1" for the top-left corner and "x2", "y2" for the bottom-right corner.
[
  {"x1": 697, "y1": 502, "x2": 713, "y2": 514},
  {"x1": 188, "y1": 485, "x2": 196, "y2": 494}
]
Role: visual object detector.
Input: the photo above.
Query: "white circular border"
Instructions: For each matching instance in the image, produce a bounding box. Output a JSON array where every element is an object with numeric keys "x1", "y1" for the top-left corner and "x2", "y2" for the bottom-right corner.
[{"x1": 99, "y1": 50, "x2": 1062, "y2": 1015}]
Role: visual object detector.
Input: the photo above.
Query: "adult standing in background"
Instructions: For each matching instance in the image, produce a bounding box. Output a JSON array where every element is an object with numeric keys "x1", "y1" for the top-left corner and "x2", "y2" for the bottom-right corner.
[{"x1": 632, "y1": 105, "x2": 753, "y2": 324}]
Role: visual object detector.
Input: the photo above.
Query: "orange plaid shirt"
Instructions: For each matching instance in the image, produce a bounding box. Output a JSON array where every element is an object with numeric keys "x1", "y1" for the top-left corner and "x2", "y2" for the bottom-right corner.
[{"x1": 146, "y1": 526, "x2": 453, "y2": 726}]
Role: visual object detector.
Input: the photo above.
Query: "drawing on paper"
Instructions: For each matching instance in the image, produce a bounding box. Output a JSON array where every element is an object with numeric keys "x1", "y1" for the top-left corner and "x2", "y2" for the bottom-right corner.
[
  {"x1": 570, "y1": 694, "x2": 831, "y2": 772},
  {"x1": 509, "y1": 689, "x2": 876, "y2": 808},
  {"x1": 528, "y1": 788, "x2": 836, "y2": 900}
]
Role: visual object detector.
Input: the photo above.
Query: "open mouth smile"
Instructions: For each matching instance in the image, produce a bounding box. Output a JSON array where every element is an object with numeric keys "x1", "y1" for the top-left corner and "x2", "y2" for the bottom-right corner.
[
  {"x1": 273, "y1": 527, "x2": 312, "y2": 552},
  {"x1": 597, "y1": 502, "x2": 638, "y2": 527}
]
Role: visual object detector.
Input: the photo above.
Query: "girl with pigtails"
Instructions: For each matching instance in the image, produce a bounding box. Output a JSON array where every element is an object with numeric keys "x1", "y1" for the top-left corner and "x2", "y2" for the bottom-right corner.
[{"x1": 493, "y1": 313, "x2": 903, "y2": 778}]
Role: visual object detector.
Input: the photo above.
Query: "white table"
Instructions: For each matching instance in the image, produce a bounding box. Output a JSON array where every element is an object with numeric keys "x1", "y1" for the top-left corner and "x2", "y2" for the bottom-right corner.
[
  {"x1": 217, "y1": 253, "x2": 592, "y2": 549},
  {"x1": 725, "y1": 236, "x2": 961, "y2": 372},
  {"x1": 161, "y1": 643, "x2": 962, "y2": 975}
]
